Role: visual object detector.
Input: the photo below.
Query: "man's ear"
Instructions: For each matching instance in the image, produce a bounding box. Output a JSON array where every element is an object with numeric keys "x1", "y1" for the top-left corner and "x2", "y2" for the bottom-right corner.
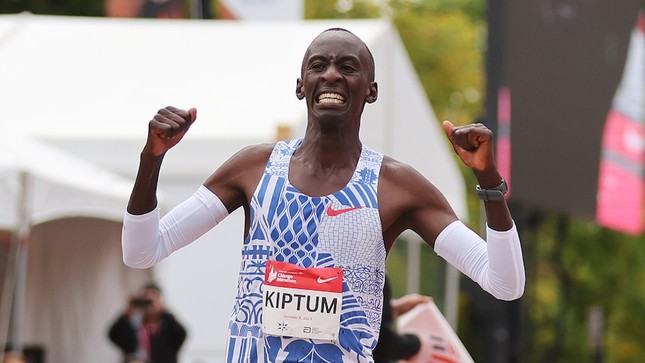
[
  {"x1": 366, "y1": 82, "x2": 378, "y2": 104},
  {"x1": 296, "y1": 78, "x2": 305, "y2": 100}
]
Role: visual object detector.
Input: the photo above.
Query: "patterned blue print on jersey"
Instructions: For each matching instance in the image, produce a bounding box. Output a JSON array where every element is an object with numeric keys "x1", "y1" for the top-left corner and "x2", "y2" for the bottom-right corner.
[{"x1": 226, "y1": 139, "x2": 386, "y2": 362}]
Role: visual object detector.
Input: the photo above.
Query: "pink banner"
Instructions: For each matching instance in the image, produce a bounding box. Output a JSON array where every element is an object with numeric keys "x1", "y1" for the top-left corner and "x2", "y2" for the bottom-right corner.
[
  {"x1": 497, "y1": 86, "x2": 512, "y2": 198},
  {"x1": 597, "y1": 110, "x2": 644, "y2": 235},
  {"x1": 596, "y1": 12, "x2": 645, "y2": 235}
]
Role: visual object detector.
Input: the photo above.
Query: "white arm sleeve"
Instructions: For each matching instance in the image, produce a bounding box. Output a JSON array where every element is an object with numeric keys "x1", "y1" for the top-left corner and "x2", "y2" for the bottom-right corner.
[
  {"x1": 434, "y1": 220, "x2": 525, "y2": 301},
  {"x1": 121, "y1": 185, "x2": 229, "y2": 269}
]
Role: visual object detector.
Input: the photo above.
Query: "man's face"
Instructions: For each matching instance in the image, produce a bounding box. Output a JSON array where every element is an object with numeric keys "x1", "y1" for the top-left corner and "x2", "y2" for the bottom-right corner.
[
  {"x1": 297, "y1": 30, "x2": 377, "y2": 126},
  {"x1": 142, "y1": 288, "x2": 163, "y2": 316}
]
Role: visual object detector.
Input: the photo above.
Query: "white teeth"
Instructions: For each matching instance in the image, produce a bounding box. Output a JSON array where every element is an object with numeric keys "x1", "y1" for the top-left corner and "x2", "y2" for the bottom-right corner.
[{"x1": 318, "y1": 93, "x2": 345, "y2": 104}]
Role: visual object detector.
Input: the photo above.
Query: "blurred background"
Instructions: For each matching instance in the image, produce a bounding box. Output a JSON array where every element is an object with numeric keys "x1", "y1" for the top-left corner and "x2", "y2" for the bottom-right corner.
[{"x1": 1, "y1": 0, "x2": 644, "y2": 362}]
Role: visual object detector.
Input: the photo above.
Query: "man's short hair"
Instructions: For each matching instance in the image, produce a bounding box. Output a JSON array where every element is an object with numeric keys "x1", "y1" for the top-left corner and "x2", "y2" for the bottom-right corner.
[{"x1": 142, "y1": 282, "x2": 161, "y2": 294}]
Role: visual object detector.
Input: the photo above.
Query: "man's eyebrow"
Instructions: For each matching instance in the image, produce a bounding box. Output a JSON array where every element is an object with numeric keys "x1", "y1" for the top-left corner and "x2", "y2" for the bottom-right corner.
[
  {"x1": 306, "y1": 54, "x2": 361, "y2": 63},
  {"x1": 305, "y1": 54, "x2": 327, "y2": 62}
]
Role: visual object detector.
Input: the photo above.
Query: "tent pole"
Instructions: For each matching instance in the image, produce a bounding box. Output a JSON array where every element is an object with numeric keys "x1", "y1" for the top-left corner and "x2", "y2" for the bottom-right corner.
[
  {"x1": 10, "y1": 236, "x2": 28, "y2": 354},
  {"x1": 0, "y1": 229, "x2": 19, "y2": 361},
  {"x1": 405, "y1": 238, "x2": 420, "y2": 294},
  {"x1": 9, "y1": 171, "x2": 31, "y2": 355},
  {"x1": 444, "y1": 264, "x2": 460, "y2": 329}
]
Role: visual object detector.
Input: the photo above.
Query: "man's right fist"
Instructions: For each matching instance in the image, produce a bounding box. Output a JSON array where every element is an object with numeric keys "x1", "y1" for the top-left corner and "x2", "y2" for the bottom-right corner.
[{"x1": 145, "y1": 106, "x2": 197, "y2": 156}]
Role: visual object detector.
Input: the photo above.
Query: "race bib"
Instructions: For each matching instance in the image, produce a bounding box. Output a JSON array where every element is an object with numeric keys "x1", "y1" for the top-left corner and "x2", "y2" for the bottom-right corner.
[{"x1": 263, "y1": 260, "x2": 343, "y2": 341}]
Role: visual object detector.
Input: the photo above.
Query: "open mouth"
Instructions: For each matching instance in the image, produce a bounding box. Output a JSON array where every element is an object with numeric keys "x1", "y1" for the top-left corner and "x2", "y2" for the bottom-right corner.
[{"x1": 317, "y1": 92, "x2": 345, "y2": 104}]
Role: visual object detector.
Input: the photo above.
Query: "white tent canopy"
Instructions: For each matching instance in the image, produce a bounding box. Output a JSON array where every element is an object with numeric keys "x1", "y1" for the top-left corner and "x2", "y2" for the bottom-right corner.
[
  {"x1": 0, "y1": 133, "x2": 144, "y2": 363},
  {"x1": 0, "y1": 133, "x2": 133, "y2": 229},
  {"x1": 0, "y1": 14, "x2": 468, "y2": 363},
  {"x1": 0, "y1": 14, "x2": 466, "y2": 217}
]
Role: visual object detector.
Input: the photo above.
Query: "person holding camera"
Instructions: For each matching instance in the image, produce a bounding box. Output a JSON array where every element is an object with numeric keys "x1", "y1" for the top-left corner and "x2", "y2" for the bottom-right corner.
[
  {"x1": 373, "y1": 275, "x2": 432, "y2": 363},
  {"x1": 108, "y1": 282, "x2": 187, "y2": 363}
]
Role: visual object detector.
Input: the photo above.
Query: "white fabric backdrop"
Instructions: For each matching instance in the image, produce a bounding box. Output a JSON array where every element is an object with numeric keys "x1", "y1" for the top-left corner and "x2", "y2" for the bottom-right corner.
[{"x1": 21, "y1": 218, "x2": 152, "y2": 363}]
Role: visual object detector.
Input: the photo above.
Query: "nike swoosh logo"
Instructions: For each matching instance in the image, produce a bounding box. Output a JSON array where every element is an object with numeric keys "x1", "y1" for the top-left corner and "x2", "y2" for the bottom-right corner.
[
  {"x1": 326, "y1": 205, "x2": 362, "y2": 217},
  {"x1": 317, "y1": 276, "x2": 338, "y2": 284}
]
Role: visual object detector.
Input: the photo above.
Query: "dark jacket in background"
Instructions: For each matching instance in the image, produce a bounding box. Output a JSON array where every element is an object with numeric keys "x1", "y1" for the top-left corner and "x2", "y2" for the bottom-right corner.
[
  {"x1": 108, "y1": 312, "x2": 187, "y2": 363},
  {"x1": 373, "y1": 276, "x2": 421, "y2": 363}
]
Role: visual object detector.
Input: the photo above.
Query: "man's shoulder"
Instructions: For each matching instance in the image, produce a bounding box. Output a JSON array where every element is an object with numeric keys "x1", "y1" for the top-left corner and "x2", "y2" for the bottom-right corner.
[
  {"x1": 380, "y1": 156, "x2": 416, "y2": 177},
  {"x1": 231, "y1": 142, "x2": 277, "y2": 163},
  {"x1": 214, "y1": 143, "x2": 276, "y2": 177},
  {"x1": 239, "y1": 142, "x2": 278, "y2": 154},
  {"x1": 379, "y1": 156, "x2": 437, "y2": 191}
]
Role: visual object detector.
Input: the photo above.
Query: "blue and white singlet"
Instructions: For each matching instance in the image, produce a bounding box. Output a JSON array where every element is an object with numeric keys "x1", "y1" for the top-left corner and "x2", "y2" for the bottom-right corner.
[{"x1": 225, "y1": 139, "x2": 387, "y2": 362}]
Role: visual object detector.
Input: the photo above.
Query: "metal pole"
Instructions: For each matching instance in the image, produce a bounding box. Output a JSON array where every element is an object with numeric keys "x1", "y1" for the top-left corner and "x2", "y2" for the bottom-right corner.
[
  {"x1": 406, "y1": 238, "x2": 420, "y2": 294},
  {"x1": 0, "y1": 227, "x2": 19, "y2": 361},
  {"x1": 9, "y1": 171, "x2": 32, "y2": 354},
  {"x1": 444, "y1": 264, "x2": 460, "y2": 329},
  {"x1": 190, "y1": 0, "x2": 203, "y2": 19},
  {"x1": 588, "y1": 306, "x2": 604, "y2": 363}
]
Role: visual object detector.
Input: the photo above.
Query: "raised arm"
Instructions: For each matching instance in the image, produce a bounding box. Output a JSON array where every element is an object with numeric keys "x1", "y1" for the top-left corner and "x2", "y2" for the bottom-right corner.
[
  {"x1": 122, "y1": 106, "x2": 231, "y2": 269},
  {"x1": 121, "y1": 107, "x2": 271, "y2": 269},
  {"x1": 442, "y1": 120, "x2": 512, "y2": 231},
  {"x1": 439, "y1": 121, "x2": 524, "y2": 300},
  {"x1": 381, "y1": 121, "x2": 525, "y2": 301}
]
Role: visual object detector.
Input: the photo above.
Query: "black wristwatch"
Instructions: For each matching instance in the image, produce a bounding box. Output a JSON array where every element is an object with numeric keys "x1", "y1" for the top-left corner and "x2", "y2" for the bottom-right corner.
[{"x1": 476, "y1": 177, "x2": 508, "y2": 201}]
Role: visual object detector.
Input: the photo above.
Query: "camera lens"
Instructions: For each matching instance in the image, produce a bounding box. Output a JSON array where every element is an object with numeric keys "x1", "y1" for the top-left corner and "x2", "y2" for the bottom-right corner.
[{"x1": 132, "y1": 297, "x2": 152, "y2": 307}]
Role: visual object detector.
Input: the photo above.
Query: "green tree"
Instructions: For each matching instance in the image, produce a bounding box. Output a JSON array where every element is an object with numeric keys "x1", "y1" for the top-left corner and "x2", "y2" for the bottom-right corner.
[
  {"x1": 392, "y1": 6, "x2": 484, "y2": 125},
  {"x1": 305, "y1": 0, "x2": 381, "y2": 19},
  {"x1": 527, "y1": 216, "x2": 645, "y2": 362}
]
